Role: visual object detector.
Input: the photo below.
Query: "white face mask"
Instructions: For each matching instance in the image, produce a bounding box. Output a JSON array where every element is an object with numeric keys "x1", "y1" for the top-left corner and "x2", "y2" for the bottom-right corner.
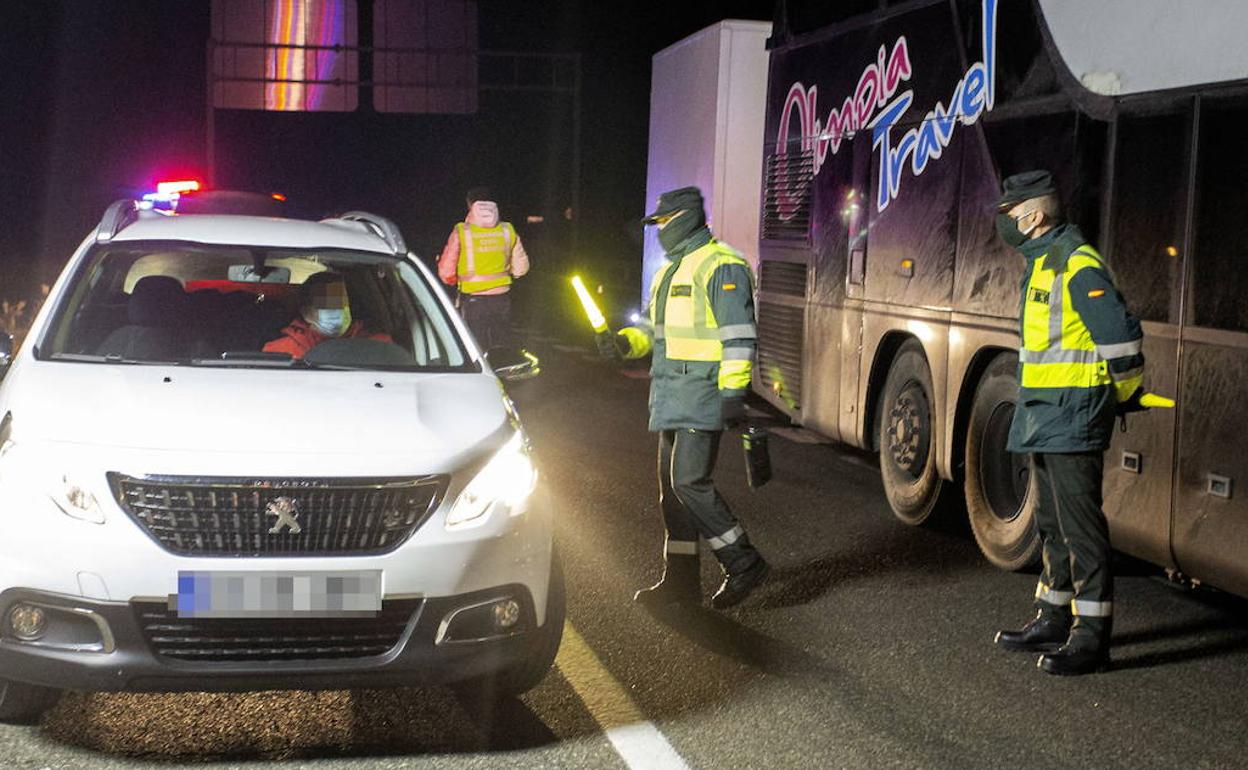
[{"x1": 468, "y1": 201, "x2": 499, "y2": 228}]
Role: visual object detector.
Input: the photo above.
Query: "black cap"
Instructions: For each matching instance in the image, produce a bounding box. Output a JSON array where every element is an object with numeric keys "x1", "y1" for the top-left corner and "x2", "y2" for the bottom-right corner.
[
  {"x1": 998, "y1": 170, "x2": 1056, "y2": 209},
  {"x1": 643, "y1": 186, "x2": 705, "y2": 224},
  {"x1": 466, "y1": 186, "x2": 494, "y2": 206}
]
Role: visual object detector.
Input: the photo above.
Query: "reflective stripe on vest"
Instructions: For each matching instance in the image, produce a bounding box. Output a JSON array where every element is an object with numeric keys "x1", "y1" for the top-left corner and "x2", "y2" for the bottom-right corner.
[
  {"x1": 1019, "y1": 246, "x2": 1113, "y2": 390},
  {"x1": 649, "y1": 241, "x2": 752, "y2": 362},
  {"x1": 457, "y1": 222, "x2": 514, "y2": 294}
]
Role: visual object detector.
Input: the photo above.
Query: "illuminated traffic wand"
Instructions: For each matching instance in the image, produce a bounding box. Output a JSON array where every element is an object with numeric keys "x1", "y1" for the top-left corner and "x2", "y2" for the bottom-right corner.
[
  {"x1": 1139, "y1": 393, "x2": 1175, "y2": 409},
  {"x1": 571, "y1": 275, "x2": 623, "y2": 359},
  {"x1": 1119, "y1": 391, "x2": 1176, "y2": 434},
  {"x1": 570, "y1": 275, "x2": 608, "y2": 333}
]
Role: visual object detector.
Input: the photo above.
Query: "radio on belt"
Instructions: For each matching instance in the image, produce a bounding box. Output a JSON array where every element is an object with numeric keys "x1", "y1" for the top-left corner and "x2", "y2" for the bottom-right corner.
[{"x1": 743, "y1": 427, "x2": 772, "y2": 489}]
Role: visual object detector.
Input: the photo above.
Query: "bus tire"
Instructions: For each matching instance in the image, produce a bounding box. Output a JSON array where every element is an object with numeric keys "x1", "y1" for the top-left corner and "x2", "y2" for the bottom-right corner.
[
  {"x1": 878, "y1": 340, "x2": 946, "y2": 526},
  {"x1": 964, "y1": 352, "x2": 1041, "y2": 571}
]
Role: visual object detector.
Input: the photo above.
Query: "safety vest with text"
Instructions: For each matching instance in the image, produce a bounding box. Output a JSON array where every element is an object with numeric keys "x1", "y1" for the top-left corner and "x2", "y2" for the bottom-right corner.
[
  {"x1": 456, "y1": 222, "x2": 515, "y2": 294},
  {"x1": 648, "y1": 240, "x2": 755, "y2": 391},
  {"x1": 1019, "y1": 244, "x2": 1140, "y2": 401}
]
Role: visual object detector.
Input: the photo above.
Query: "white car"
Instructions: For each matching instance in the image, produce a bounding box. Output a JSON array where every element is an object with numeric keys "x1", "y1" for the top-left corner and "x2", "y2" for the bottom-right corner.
[{"x1": 0, "y1": 198, "x2": 561, "y2": 722}]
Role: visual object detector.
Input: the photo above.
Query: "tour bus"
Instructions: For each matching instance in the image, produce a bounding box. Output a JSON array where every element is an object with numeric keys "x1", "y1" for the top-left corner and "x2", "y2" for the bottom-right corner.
[{"x1": 754, "y1": 0, "x2": 1248, "y2": 596}]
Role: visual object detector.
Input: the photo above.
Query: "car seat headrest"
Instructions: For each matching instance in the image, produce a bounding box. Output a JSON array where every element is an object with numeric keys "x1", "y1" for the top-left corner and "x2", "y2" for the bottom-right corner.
[{"x1": 129, "y1": 276, "x2": 186, "y2": 326}]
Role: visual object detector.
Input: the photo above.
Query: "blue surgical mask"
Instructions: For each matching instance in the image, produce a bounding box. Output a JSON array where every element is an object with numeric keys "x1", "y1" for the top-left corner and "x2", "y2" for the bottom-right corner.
[{"x1": 312, "y1": 307, "x2": 350, "y2": 337}]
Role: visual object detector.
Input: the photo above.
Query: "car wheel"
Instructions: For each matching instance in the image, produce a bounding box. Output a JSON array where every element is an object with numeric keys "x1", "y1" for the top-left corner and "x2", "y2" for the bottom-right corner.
[
  {"x1": 964, "y1": 352, "x2": 1041, "y2": 570},
  {"x1": 458, "y1": 550, "x2": 566, "y2": 701},
  {"x1": 0, "y1": 678, "x2": 58, "y2": 725},
  {"x1": 878, "y1": 340, "x2": 947, "y2": 525}
]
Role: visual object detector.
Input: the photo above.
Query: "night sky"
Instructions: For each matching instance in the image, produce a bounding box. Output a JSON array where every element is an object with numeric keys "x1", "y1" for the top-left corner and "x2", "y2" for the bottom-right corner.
[{"x1": 0, "y1": 0, "x2": 774, "y2": 303}]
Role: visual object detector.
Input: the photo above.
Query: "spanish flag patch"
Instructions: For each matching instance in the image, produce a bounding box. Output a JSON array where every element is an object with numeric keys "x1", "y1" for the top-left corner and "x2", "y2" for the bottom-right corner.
[
  {"x1": 723, "y1": 283, "x2": 737, "y2": 291},
  {"x1": 1087, "y1": 288, "x2": 1106, "y2": 298}
]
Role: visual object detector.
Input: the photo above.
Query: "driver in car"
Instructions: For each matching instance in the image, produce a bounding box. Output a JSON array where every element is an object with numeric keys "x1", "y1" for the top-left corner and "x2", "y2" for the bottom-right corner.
[{"x1": 263, "y1": 271, "x2": 391, "y2": 359}]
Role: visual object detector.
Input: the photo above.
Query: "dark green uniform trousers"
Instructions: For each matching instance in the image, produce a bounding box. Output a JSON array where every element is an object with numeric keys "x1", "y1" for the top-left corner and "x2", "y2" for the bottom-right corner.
[
  {"x1": 658, "y1": 429, "x2": 759, "y2": 574},
  {"x1": 1032, "y1": 452, "x2": 1113, "y2": 642}
]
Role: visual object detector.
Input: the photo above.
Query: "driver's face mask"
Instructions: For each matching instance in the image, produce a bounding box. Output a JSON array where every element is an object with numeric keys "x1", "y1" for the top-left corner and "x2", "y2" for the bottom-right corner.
[
  {"x1": 305, "y1": 284, "x2": 352, "y2": 337},
  {"x1": 312, "y1": 308, "x2": 351, "y2": 337}
]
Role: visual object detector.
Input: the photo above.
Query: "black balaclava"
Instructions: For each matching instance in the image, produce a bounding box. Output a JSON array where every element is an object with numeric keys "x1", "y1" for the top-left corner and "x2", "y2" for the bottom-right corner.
[{"x1": 658, "y1": 207, "x2": 707, "y2": 254}]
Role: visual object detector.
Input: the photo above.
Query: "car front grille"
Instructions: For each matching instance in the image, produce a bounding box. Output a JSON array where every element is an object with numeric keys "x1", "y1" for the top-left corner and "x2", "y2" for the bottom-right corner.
[
  {"x1": 109, "y1": 474, "x2": 448, "y2": 557},
  {"x1": 133, "y1": 599, "x2": 422, "y2": 662}
]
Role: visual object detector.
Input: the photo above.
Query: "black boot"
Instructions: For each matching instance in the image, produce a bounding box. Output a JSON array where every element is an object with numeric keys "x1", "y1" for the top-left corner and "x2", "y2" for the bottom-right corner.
[
  {"x1": 995, "y1": 609, "x2": 1071, "y2": 653},
  {"x1": 710, "y1": 556, "x2": 769, "y2": 609},
  {"x1": 634, "y1": 555, "x2": 701, "y2": 607},
  {"x1": 1039, "y1": 617, "x2": 1110, "y2": 676}
]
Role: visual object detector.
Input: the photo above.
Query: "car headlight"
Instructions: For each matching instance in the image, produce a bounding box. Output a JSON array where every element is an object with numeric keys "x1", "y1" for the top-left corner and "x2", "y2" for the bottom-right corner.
[
  {"x1": 446, "y1": 431, "x2": 537, "y2": 529},
  {"x1": 48, "y1": 472, "x2": 105, "y2": 525}
]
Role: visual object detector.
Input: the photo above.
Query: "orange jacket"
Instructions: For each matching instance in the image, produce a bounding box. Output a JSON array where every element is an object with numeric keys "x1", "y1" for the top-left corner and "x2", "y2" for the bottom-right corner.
[{"x1": 262, "y1": 318, "x2": 392, "y2": 360}]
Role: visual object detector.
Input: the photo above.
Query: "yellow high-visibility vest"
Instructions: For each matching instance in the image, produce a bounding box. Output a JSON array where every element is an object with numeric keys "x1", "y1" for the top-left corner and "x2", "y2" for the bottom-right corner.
[
  {"x1": 457, "y1": 222, "x2": 514, "y2": 294},
  {"x1": 648, "y1": 240, "x2": 754, "y2": 391},
  {"x1": 1019, "y1": 246, "x2": 1114, "y2": 391}
]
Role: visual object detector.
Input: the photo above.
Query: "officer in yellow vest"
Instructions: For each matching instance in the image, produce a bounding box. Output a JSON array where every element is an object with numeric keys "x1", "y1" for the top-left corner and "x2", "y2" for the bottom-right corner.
[
  {"x1": 438, "y1": 187, "x2": 530, "y2": 348},
  {"x1": 606, "y1": 186, "x2": 768, "y2": 609},
  {"x1": 991, "y1": 170, "x2": 1149, "y2": 676}
]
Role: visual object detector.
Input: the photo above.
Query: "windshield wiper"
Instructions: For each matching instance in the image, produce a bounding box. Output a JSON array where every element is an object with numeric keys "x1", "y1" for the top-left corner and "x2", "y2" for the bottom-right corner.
[
  {"x1": 50, "y1": 353, "x2": 179, "y2": 366},
  {"x1": 189, "y1": 351, "x2": 354, "y2": 369},
  {"x1": 188, "y1": 351, "x2": 300, "y2": 367}
]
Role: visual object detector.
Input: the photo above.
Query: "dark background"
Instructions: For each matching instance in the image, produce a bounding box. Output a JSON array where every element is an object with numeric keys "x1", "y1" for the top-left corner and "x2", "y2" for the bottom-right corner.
[{"x1": 0, "y1": 0, "x2": 774, "y2": 310}]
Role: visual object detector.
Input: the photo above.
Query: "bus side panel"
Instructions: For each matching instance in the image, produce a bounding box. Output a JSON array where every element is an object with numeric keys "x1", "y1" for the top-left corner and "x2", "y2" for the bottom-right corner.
[
  {"x1": 800, "y1": 129, "x2": 868, "y2": 440},
  {"x1": 1102, "y1": 325, "x2": 1179, "y2": 570},
  {"x1": 952, "y1": 115, "x2": 1021, "y2": 320},
  {"x1": 848, "y1": 5, "x2": 965, "y2": 457},
  {"x1": 803, "y1": 303, "x2": 844, "y2": 440},
  {"x1": 1173, "y1": 330, "x2": 1248, "y2": 597},
  {"x1": 942, "y1": 133, "x2": 1020, "y2": 478}
]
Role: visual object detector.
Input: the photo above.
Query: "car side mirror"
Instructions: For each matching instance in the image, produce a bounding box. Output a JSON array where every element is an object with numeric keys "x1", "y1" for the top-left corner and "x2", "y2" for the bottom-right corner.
[
  {"x1": 486, "y1": 347, "x2": 540, "y2": 382},
  {"x1": 0, "y1": 333, "x2": 12, "y2": 378}
]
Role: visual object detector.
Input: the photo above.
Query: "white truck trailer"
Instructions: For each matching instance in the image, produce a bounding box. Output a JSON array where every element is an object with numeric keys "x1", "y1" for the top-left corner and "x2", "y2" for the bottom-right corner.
[{"x1": 642, "y1": 20, "x2": 772, "y2": 302}]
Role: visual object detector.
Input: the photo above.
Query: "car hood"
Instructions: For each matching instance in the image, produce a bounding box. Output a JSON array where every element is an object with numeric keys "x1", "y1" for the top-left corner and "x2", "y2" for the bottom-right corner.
[{"x1": 5, "y1": 362, "x2": 510, "y2": 469}]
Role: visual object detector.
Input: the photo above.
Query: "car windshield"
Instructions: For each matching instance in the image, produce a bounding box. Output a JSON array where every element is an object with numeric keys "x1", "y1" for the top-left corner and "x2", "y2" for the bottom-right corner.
[{"x1": 38, "y1": 242, "x2": 473, "y2": 372}]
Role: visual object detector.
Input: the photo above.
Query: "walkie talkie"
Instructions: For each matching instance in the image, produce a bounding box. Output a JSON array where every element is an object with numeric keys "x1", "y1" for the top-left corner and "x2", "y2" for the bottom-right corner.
[{"x1": 743, "y1": 426, "x2": 772, "y2": 489}]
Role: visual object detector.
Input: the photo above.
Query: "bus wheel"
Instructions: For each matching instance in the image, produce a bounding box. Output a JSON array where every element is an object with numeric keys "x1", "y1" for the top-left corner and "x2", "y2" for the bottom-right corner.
[
  {"x1": 964, "y1": 352, "x2": 1040, "y2": 570},
  {"x1": 878, "y1": 340, "x2": 945, "y2": 525}
]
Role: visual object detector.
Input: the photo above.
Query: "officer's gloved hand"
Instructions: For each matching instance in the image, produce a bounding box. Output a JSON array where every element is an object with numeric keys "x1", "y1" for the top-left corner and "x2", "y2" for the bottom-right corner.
[
  {"x1": 595, "y1": 331, "x2": 621, "y2": 360},
  {"x1": 1116, "y1": 388, "x2": 1148, "y2": 415},
  {"x1": 721, "y1": 395, "x2": 749, "y2": 431}
]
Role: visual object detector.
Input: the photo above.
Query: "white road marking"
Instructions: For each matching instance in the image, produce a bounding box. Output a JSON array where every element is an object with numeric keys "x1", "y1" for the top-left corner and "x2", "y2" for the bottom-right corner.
[{"x1": 557, "y1": 622, "x2": 692, "y2": 770}]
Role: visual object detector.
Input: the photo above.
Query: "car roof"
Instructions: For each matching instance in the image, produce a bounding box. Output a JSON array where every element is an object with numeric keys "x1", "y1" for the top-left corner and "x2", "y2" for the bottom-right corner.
[{"x1": 110, "y1": 213, "x2": 398, "y2": 255}]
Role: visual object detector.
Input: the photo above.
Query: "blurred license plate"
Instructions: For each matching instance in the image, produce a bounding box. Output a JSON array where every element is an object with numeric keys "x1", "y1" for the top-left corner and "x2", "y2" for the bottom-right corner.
[{"x1": 170, "y1": 570, "x2": 382, "y2": 618}]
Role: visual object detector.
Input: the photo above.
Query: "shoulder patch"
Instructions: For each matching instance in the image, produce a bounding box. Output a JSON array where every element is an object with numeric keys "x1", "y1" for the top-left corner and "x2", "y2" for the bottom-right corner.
[
  {"x1": 722, "y1": 283, "x2": 737, "y2": 291},
  {"x1": 1087, "y1": 288, "x2": 1106, "y2": 298}
]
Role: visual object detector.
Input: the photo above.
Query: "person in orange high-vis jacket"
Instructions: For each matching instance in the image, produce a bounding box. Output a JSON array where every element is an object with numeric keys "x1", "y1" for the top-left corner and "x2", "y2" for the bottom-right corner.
[{"x1": 438, "y1": 187, "x2": 530, "y2": 348}]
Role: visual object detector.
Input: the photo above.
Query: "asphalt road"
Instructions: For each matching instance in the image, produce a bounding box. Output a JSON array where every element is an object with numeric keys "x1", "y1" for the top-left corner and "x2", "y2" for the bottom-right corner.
[{"x1": 3, "y1": 340, "x2": 1247, "y2": 769}]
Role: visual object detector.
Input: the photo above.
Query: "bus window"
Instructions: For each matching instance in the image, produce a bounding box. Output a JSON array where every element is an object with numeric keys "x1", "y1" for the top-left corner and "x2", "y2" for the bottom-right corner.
[
  {"x1": 1191, "y1": 95, "x2": 1248, "y2": 332},
  {"x1": 1108, "y1": 110, "x2": 1191, "y2": 324},
  {"x1": 981, "y1": 112, "x2": 1075, "y2": 191},
  {"x1": 956, "y1": 0, "x2": 1058, "y2": 104}
]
